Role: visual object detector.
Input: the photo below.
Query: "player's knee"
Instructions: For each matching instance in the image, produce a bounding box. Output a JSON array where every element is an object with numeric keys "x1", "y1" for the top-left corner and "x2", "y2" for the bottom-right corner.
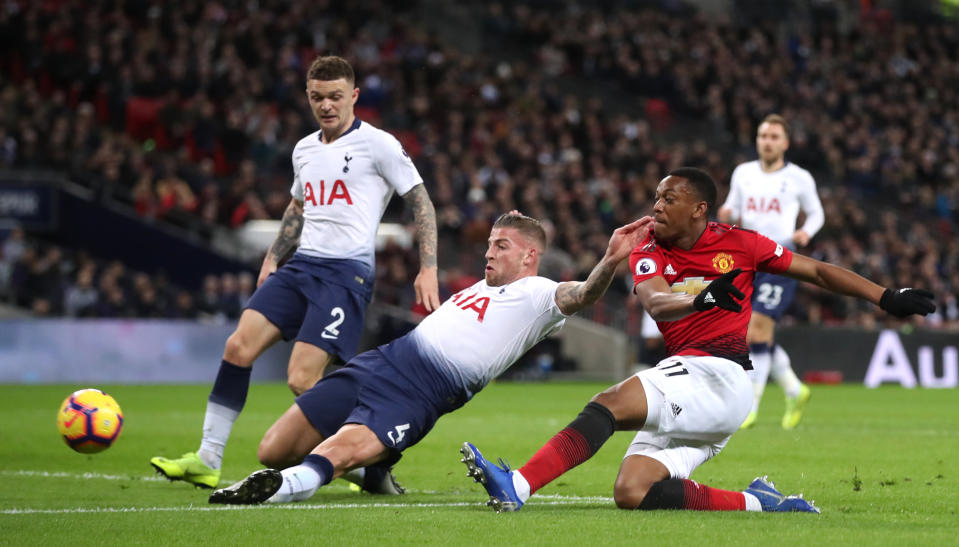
[
  {"x1": 287, "y1": 368, "x2": 320, "y2": 396},
  {"x1": 287, "y1": 377, "x2": 308, "y2": 396},
  {"x1": 223, "y1": 331, "x2": 255, "y2": 366},
  {"x1": 257, "y1": 436, "x2": 292, "y2": 469},
  {"x1": 589, "y1": 387, "x2": 630, "y2": 426},
  {"x1": 613, "y1": 475, "x2": 652, "y2": 509}
]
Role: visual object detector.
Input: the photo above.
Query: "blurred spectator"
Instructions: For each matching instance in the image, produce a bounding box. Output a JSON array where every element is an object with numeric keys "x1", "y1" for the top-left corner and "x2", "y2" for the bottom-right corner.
[
  {"x1": 63, "y1": 265, "x2": 98, "y2": 317},
  {"x1": 196, "y1": 274, "x2": 222, "y2": 319},
  {"x1": 218, "y1": 273, "x2": 242, "y2": 320}
]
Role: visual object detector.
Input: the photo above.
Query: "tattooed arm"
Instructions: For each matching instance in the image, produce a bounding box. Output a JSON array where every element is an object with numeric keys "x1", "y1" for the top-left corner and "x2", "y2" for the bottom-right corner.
[
  {"x1": 257, "y1": 198, "x2": 304, "y2": 287},
  {"x1": 401, "y1": 184, "x2": 441, "y2": 311},
  {"x1": 554, "y1": 217, "x2": 653, "y2": 315}
]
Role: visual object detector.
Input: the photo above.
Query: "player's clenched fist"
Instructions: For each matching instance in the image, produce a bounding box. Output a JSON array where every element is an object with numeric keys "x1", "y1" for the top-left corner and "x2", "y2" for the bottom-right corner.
[{"x1": 693, "y1": 268, "x2": 746, "y2": 313}]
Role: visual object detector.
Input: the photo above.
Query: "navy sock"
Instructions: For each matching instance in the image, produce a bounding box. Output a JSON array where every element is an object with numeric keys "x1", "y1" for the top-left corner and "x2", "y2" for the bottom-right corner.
[
  {"x1": 749, "y1": 343, "x2": 772, "y2": 355},
  {"x1": 208, "y1": 360, "x2": 252, "y2": 412},
  {"x1": 303, "y1": 454, "x2": 334, "y2": 487}
]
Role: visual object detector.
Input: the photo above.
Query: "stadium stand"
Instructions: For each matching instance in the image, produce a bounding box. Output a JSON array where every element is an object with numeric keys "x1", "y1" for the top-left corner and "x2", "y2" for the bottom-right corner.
[{"x1": 0, "y1": 0, "x2": 956, "y2": 336}]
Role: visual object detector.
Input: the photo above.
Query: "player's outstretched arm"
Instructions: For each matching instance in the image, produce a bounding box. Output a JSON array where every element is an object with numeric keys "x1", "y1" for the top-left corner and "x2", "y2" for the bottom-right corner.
[
  {"x1": 401, "y1": 184, "x2": 440, "y2": 311},
  {"x1": 258, "y1": 198, "x2": 305, "y2": 287},
  {"x1": 555, "y1": 217, "x2": 653, "y2": 315},
  {"x1": 785, "y1": 254, "x2": 936, "y2": 317}
]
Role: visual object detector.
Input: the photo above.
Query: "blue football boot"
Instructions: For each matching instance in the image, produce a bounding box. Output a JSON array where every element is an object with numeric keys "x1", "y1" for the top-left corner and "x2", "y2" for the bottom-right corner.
[
  {"x1": 745, "y1": 475, "x2": 785, "y2": 511},
  {"x1": 460, "y1": 442, "x2": 524, "y2": 512},
  {"x1": 772, "y1": 494, "x2": 821, "y2": 513}
]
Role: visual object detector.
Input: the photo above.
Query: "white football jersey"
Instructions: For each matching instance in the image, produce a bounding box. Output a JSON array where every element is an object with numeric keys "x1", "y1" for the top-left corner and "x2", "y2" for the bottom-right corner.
[
  {"x1": 290, "y1": 120, "x2": 423, "y2": 266},
  {"x1": 721, "y1": 161, "x2": 824, "y2": 248},
  {"x1": 410, "y1": 276, "x2": 567, "y2": 395}
]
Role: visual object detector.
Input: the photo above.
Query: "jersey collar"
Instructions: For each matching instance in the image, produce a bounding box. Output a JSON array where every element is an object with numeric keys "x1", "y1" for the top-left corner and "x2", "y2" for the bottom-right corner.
[{"x1": 318, "y1": 118, "x2": 362, "y2": 143}]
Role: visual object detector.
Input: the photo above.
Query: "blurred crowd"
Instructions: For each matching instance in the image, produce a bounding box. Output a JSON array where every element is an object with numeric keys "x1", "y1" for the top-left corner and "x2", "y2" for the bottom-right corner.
[
  {"x1": 0, "y1": 227, "x2": 253, "y2": 320},
  {"x1": 0, "y1": 0, "x2": 957, "y2": 329}
]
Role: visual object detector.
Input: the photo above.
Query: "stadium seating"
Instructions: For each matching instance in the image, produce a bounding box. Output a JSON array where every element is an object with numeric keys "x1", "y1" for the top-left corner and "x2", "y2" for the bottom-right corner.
[{"x1": 0, "y1": 0, "x2": 955, "y2": 332}]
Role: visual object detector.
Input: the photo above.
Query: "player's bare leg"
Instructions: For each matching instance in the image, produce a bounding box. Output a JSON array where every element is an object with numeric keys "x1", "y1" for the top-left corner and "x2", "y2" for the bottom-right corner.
[
  {"x1": 151, "y1": 309, "x2": 282, "y2": 487},
  {"x1": 272, "y1": 424, "x2": 391, "y2": 504},
  {"x1": 614, "y1": 454, "x2": 817, "y2": 512},
  {"x1": 518, "y1": 375, "x2": 649, "y2": 490},
  {"x1": 257, "y1": 403, "x2": 326, "y2": 469},
  {"x1": 463, "y1": 376, "x2": 647, "y2": 511},
  {"x1": 612, "y1": 455, "x2": 671, "y2": 508},
  {"x1": 742, "y1": 312, "x2": 774, "y2": 428},
  {"x1": 287, "y1": 341, "x2": 334, "y2": 395}
]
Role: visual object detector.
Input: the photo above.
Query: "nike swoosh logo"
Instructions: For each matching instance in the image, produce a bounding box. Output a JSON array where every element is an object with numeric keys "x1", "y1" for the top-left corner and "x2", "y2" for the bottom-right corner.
[{"x1": 64, "y1": 413, "x2": 80, "y2": 428}]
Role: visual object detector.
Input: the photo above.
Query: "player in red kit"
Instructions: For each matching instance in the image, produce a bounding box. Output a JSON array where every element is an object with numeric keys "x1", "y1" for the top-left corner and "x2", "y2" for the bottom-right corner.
[{"x1": 462, "y1": 167, "x2": 935, "y2": 513}]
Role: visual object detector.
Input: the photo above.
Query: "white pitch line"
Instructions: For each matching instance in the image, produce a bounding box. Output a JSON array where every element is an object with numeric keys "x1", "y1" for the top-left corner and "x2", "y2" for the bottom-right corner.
[
  {"x1": 0, "y1": 468, "x2": 614, "y2": 515},
  {"x1": 3, "y1": 497, "x2": 611, "y2": 516},
  {"x1": 1, "y1": 470, "x2": 614, "y2": 501},
  {"x1": 1, "y1": 470, "x2": 167, "y2": 482}
]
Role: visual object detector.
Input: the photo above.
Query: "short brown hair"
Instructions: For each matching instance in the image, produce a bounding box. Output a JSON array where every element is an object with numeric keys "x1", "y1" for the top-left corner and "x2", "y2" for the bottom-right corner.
[
  {"x1": 492, "y1": 212, "x2": 547, "y2": 251},
  {"x1": 760, "y1": 114, "x2": 790, "y2": 137},
  {"x1": 306, "y1": 56, "x2": 355, "y2": 86}
]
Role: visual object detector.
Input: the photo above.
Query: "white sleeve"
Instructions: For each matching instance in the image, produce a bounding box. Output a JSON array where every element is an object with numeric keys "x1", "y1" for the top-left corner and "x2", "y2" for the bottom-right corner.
[
  {"x1": 373, "y1": 130, "x2": 424, "y2": 196},
  {"x1": 721, "y1": 166, "x2": 744, "y2": 216},
  {"x1": 289, "y1": 143, "x2": 304, "y2": 200},
  {"x1": 526, "y1": 277, "x2": 568, "y2": 317},
  {"x1": 797, "y1": 170, "x2": 824, "y2": 238}
]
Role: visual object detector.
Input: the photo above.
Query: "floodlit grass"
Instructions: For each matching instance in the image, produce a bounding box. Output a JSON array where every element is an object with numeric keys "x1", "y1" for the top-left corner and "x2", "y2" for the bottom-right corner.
[{"x1": 1, "y1": 382, "x2": 957, "y2": 546}]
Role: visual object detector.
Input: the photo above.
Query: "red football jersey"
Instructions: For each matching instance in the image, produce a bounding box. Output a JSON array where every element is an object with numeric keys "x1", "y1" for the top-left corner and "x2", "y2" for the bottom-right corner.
[{"x1": 630, "y1": 222, "x2": 793, "y2": 366}]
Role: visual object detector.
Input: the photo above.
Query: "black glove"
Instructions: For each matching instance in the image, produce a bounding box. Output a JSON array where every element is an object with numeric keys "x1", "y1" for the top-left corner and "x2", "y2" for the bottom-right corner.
[
  {"x1": 693, "y1": 268, "x2": 745, "y2": 313},
  {"x1": 879, "y1": 288, "x2": 936, "y2": 318}
]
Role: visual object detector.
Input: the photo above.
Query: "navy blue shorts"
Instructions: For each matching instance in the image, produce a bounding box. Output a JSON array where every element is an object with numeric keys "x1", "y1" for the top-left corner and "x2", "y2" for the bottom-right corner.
[
  {"x1": 751, "y1": 272, "x2": 798, "y2": 320},
  {"x1": 246, "y1": 254, "x2": 373, "y2": 361},
  {"x1": 295, "y1": 336, "x2": 467, "y2": 465}
]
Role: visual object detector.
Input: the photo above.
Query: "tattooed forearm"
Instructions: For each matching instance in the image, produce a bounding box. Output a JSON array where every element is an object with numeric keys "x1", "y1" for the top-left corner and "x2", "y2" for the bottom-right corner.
[
  {"x1": 402, "y1": 184, "x2": 438, "y2": 268},
  {"x1": 267, "y1": 199, "x2": 304, "y2": 262},
  {"x1": 555, "y1": 257, "x2": 620, "y2": 315}
]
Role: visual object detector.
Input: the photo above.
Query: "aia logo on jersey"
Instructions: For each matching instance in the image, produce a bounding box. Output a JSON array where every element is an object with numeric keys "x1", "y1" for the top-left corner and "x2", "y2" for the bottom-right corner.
[
  {"x1": 712, "y1": 253, "x2": 734, "y2": 273},
  {"x1": 303, "y1": 180, "x2": 353, "y2": 206},
  {"x1": 450, "y1": 291, "x2": 490, "y2": 322},
  {"x1": 745, "y1": 196, "x2": 781, "y2": 214}
]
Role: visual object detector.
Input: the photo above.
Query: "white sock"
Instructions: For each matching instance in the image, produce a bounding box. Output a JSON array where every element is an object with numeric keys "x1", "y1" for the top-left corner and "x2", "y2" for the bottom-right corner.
[
  {"x1": 267, "y1": 465, "x2": 322, "y2": 503},
  {"x1": 747, "y1": 348, "x2": 772, "y2": 413},
  {"x1": 197, "y1": 401, "x2": 239, "y2": 470},
  {"x1": 512, "y1": 470, "x2": 531, "y2": 502},
  {"x1": 742, "y1": 492, "x2": 762, "y2": 512},
  {"x1": 771, "y1": 345, "x2": 802, "y2": 399}
]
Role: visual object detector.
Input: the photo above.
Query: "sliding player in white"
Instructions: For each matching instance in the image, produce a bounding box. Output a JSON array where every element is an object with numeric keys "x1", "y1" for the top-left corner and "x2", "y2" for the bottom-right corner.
[
  {"x1": 718, "y1": 114, "x2": 824, "y2": 429},
  {"x1": 207, "y1": 213, "x2": 652, "y2": 505}
]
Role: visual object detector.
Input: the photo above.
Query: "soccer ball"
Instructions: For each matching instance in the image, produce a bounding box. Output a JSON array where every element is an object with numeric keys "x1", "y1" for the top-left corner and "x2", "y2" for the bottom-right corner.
[{"x1": 56, "y1": 389, "x2": 124, "y2": 454}]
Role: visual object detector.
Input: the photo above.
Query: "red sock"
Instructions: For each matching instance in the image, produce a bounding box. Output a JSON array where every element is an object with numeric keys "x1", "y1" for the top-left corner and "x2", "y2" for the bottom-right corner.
[
  {"x1": 680, "y1": 479, "x2": 746, "y2": 511},
  {"x1": 639, "y1": 479, "x2": 746, "y2": 511},
  {"x1": 518, "y1": 427, "x2": 592, "y2": 494}
]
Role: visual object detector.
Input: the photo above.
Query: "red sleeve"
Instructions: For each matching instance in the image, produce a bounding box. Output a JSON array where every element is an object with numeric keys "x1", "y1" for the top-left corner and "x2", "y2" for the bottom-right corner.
[
  {"x1": 629, "y1": 236, "x2": 665, "y2": 290},
  {"x1": 753, "y1": 232, "x2": 793, "y2": 273}
]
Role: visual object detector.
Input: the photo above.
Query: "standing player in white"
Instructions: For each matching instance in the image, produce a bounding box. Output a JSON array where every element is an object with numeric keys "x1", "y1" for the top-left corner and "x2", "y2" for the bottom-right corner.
[
  {"x1": 151, "y1": 56, "x2": 440, "y2": 493},
  {"x1": 205, "y1": 212, "x2": 653, "y2": 505},
  {"x1": 718, "y1": 114, "x2": 824, "y2": 429}
]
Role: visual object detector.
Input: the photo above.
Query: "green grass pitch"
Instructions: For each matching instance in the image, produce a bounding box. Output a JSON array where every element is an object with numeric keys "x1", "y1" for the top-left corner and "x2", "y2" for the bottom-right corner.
[{"x1": 1, "y1": 382, "x2": 956, "y2": 545}]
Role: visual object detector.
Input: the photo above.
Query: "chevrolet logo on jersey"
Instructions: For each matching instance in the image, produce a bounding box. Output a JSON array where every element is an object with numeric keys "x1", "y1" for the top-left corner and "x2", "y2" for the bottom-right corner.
[{"x1": 670, "y1": 276, "x2": 711, "y2": 296}]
